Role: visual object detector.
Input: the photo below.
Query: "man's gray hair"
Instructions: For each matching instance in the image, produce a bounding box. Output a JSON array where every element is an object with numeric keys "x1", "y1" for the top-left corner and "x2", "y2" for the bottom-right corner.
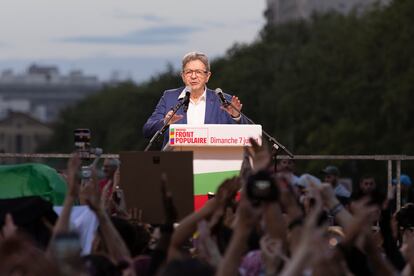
[
  {"x1": 105, "y1": 158, "x2": 120, "y2": 168},
  {"x1": 182, "y1": 51, "x2": 210, "y2": 72}
]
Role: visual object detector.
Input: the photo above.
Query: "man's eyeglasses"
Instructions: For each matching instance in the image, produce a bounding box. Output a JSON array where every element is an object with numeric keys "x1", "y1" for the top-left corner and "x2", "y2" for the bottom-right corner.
[{"x1": 183, "y1": 69, "x2": 208, "y2": 77}]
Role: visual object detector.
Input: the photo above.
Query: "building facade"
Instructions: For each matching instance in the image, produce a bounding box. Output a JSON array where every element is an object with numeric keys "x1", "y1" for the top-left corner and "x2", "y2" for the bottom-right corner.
[
  {"x1": 0, "y1": 64, "x2": 103, "y2": 122},
  {"x1": 0, "y1": 111, "x2": 53, "y2": 154}
]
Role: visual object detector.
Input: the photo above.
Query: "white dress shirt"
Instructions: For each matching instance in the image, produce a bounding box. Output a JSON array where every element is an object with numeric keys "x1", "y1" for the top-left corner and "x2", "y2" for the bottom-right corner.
[{"x1": 178, "y1": 87, "x2": 207, "y2": 125}]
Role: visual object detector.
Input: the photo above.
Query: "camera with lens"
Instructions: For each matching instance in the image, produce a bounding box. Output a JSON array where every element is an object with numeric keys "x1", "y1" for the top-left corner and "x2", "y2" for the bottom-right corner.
[{"x1": 246, "y1": 170, "x2": 279, "y2": 205}]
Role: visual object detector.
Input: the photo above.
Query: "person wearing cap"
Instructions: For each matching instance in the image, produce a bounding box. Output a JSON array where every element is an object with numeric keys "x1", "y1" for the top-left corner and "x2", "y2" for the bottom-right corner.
[
  {"x1": 143, "y1": 51, "x2": 247, "y2": 148},
  {"x1": 321, "y1": 165, "x2": 351, "y2": 205},
  {"x1": 392, "y1": 174, "x2": 414, "y2": 206},
  {"x1": 393, "y1": 174, "x2": 412, "y2": 187}
]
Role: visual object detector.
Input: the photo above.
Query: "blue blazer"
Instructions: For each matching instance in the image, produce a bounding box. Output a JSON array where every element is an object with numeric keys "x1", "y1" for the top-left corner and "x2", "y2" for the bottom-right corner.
[{"x1": 143, "y1": 87, "x2": 248, "y2": 147}]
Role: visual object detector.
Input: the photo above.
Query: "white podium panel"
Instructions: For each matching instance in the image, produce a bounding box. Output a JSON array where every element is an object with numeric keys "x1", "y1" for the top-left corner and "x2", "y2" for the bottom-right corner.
[{"x1": 164, "y1": 124, "x2": 262, "y2": 209}]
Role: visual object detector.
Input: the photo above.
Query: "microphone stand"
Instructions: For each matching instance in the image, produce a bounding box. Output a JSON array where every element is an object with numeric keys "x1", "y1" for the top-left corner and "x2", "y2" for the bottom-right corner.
[
  {"x1": 144, "y1": 98, "x2": 187, "y2": 151},
  {"x1": 223, "y1": 99, "x2": 294, "y2": 158}
]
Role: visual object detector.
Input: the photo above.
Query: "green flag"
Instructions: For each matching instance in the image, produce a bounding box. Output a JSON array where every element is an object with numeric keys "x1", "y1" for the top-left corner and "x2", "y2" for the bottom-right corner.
[{"x1": 0, "y1": 163, "x2": 67, "y2": 205}]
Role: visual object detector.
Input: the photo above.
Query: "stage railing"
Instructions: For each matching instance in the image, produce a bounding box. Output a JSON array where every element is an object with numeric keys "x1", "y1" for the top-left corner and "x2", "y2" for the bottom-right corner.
[{"x1": 0, "y1": 153, "x2": 412, "y2": 211}]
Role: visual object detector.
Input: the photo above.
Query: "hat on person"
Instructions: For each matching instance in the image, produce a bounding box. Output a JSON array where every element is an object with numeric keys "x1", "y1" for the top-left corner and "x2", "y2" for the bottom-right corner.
[
  {"x1": 321, "y1": 165, "x2": 340, "y2": 176},
  {"x1": 392, "y1": 174, "x2": 412, "y2": 186}
]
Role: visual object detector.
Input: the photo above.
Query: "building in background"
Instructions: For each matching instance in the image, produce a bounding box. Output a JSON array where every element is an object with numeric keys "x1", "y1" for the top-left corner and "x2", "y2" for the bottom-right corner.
[
  {"x1": 265, "y1": 0, "x2": 391, "y2": 24},
  {"x1": 0, "y1": 111, "x2": 52, "y2": 154},
  {"x1": 0, "y1": 64, "x2": 103, "y2": 122}
]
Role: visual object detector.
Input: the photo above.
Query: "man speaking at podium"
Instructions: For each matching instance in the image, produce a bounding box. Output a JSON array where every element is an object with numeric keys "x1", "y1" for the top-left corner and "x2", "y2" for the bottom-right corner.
[{"x1": 143, "y1": 51, "x2": 248, "y2": 147}]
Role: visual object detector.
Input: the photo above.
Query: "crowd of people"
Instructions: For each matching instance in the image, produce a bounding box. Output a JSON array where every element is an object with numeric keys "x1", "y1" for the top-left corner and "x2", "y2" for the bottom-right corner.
[
  {"x1": 1, "y1": 140, "x2": 414, "y2": 276},
  {"x1": 2, "y1": 51, "x2": 414, "y2": 275}
]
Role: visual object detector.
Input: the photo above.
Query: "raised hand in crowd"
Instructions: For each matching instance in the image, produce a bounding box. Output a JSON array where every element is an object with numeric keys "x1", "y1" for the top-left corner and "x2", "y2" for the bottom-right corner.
[
  {"x1": 275, "y1": 173, "x2": 304, "y2": 254},
  {"x1": 402, "y1": 233, "x2": 414, "y2": 275},
  {"x1": 83, "y1": 166, "x2": 132, "y2": 265},
  {"x1": 83, "y1": 168, "x2": 103, "y2": 213},
  {"x1": 352, "y1": 198, "x2": 395, "y2": 276},
  {"x1": 261, "y1": 199, "x2": 288, "y2": 270},
  {"x1": 196, "y1": 219, "x2": 222, "y2": 267},
  {"x1": 343, "y1": 197, "x2": 379, "y2": 245},
  {"x1": 0, "y1": 234, "x2": 60, "y2": 276},
  {"x1": 67, "y1": 152, "x2": 81, "y2": 197},
  {"x1": 47, "y1": 152, "x2": 81, "y2": 245},
  {"x1": 318, "y1": 182, "x2": 353, "y2": 230},
  {"x1": 364, "y1": 230, "x2": 396, "y2": 276},
  {"x1": 245, "y1": 137, "x2": 272, "y2": 173},
  {"x1": 1, "y1": 213, "x2": 17, "y2": 241},
  {"x1": 147, "y1": 173, "x2": 179, "y2": 276},
  {"x1": 216, "y1": 191, "x2": 262, "y2": 276},
  {"x1": 260, "y1": 235, "x2": 287, "y2": 275},
  {"x1": 103, "y1": 169, "x2": 130, "y2": 219},
  {"x1": 168, "y1": 176, "x2": 241, "y2": 262},
  {"x1": 45, "y1": 153, "x2": 85, "y2": 275},
  {"x1": 208, "y1": 176, "x2": 240, "y2": 228},
  {"x1": 208, "y1": 177, "x2": 240, "y2": 259},
  {"x1": 216, "y1": 176, "x2": 241, "y2": 204},
  {"x1": 160, "y1": 173, "x2": 178, "y2": 226},
  {"x1": 279, "y1": 191, "x2": 325, "y2": 276}
]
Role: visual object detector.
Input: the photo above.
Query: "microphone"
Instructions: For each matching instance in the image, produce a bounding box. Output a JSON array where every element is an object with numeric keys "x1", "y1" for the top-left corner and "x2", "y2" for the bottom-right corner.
[
  {"x1": 183, "y1": 86, "x2": 191, "y2": 112},
  {"x1": 215, "y1": 88, "x2": 230, "y2": 107}
]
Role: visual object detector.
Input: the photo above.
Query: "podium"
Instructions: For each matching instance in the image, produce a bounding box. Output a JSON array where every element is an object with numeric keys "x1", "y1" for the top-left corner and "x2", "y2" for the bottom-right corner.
[
  {"x1": 164, "y1": 124, "x2": 262, "y2": 209},
  {"x1": 120, "y1": 151, "x2": 194, "y2": 224}
]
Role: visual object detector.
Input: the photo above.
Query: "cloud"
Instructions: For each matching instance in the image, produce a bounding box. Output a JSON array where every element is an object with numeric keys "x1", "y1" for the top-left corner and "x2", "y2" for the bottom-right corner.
[
  {"x1": 200, "y1": 18, "x2": 263, "y2": 29},
  {"x1": 0, "y1": 42, "x2": 9, "y2": 48},
  {"x1": 112, "y1": 10, "x2": 166, "y2": 23},
  {"x1": 60, "y1": 25, "x2": 202, "y2": 45}
]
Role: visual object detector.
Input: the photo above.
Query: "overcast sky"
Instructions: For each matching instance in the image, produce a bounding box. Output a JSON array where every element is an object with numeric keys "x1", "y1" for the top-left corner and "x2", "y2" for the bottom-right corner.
[{"x1": 0, "y1": 0, "x2": 266, "y2": 82}]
